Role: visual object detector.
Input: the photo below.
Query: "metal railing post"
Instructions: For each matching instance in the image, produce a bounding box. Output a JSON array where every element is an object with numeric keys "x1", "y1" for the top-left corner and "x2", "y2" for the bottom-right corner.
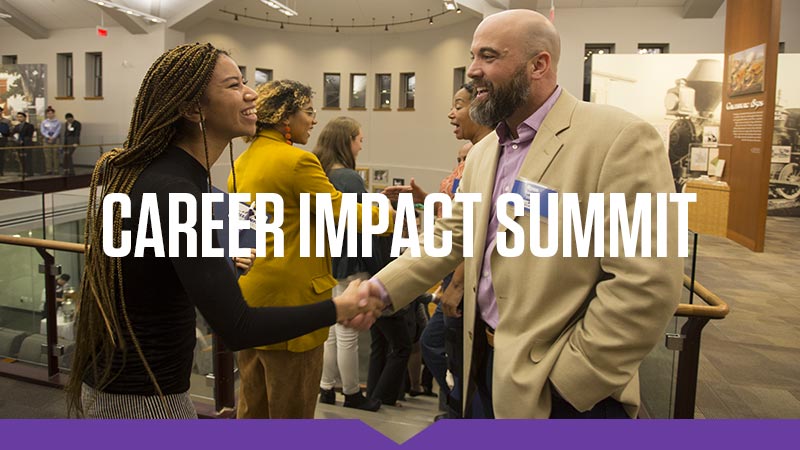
[
  {"x1": 672, "y1": 316, "x2": 710, "y2": 418},
  {"x1": 35, "y1": 248, "x2": 61, "y2": 378}
]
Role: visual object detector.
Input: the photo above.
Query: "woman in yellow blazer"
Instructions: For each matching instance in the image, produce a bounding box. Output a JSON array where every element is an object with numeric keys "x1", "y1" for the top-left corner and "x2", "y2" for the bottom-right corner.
[{"x1": 229, "y1": 80, "x2": 389, "y2": 419}]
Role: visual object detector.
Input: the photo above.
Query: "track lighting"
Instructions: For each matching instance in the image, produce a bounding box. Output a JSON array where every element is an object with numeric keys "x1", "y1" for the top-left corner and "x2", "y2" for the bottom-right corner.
[{"x1": 86, "y1": 0, "x2": 166, "y2": 23}]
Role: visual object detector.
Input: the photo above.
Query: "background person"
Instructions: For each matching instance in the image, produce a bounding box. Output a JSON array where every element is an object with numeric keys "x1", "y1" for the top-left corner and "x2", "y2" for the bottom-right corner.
[
  {"x1": 40, "y1": 106, "x2": 61, "y2": 174},
  {"x1": 12, "y1": 112, "x2": 34, "y2": 176},
  {"x1": 230, "y1": 80, "x2": 392, "y2": 419},
  {"x1": 63, "y1": 113, "x2": 81, "y2": 175},
  {"x1": 313, "y1": 116, "x2": 382, "y2": 412},
  {"x1": 0, "y1": 106, "x2": 11, "y2": 176}
]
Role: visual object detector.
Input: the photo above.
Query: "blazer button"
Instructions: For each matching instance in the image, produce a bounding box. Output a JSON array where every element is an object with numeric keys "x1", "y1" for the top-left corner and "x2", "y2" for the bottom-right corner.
[
  {"x1": 468, "y1": 331, "x2": 473, "y2": 340},
  {"x1": 472, "y1": 286, "x2": 477, "y2": 293}
]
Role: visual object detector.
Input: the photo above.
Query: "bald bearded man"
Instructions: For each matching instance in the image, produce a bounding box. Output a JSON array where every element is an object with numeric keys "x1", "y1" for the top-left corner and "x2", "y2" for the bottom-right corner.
[{"x1": 359, "y1": 9, "x2": 681, "y2": 419}]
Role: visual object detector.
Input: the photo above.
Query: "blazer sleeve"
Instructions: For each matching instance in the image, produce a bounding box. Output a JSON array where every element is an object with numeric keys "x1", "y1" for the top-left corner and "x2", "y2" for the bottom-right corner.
[
  {"x1": 548, "y1": 119, "x2": 683, "y2": 412},
  {"x1": 374, "y1": 177, "x2": 467, "y2": 312}
]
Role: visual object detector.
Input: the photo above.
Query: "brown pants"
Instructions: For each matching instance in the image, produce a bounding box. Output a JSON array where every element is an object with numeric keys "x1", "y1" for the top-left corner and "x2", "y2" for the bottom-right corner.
[{"x1": 236, "y1": 345, "x2": 324, "y2": 419}]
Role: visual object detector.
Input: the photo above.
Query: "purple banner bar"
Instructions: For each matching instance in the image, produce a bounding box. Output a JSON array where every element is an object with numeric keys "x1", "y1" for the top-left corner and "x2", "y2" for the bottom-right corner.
[{"x1": 1, "y1": 419, "x2": 798, "y2": 449}]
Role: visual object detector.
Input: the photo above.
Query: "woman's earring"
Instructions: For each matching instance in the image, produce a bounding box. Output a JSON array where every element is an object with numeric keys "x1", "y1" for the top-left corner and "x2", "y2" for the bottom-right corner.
[{"x1": 284, "y1": 124, "x2": 292, "y2": 145}]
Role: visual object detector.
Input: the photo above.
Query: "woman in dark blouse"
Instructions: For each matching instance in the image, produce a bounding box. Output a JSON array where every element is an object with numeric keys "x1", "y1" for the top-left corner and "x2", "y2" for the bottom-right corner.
[{"x1": 67, "y1": 43, "x2": 381, "y2": 419}]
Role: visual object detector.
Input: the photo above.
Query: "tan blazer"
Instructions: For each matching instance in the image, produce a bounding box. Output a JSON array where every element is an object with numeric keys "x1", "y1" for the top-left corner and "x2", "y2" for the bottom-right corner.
[{"x1": 375, "y1": 90, "x2": 682, "y2": 418}]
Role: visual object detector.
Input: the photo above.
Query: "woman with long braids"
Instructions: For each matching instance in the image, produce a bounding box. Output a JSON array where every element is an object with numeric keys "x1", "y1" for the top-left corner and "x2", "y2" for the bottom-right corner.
[
  {"x1": 67, "y1": 43, "x2": 382, "y2": 419},
  {"x1": 230, "y1": 82, "x2": 392, "y2": 419}
]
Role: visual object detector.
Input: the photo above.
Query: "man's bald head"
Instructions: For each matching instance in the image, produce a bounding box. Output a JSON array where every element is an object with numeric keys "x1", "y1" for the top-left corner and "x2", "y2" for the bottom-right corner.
[{"x1": 477, "y1": 10, "x2": 561, "y2": 70}]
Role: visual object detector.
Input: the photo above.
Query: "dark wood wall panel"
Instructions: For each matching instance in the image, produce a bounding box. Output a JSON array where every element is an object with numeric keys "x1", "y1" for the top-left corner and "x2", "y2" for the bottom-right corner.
[{"x1": 720, "y1": 0, "x2": 782, "y2": 251}]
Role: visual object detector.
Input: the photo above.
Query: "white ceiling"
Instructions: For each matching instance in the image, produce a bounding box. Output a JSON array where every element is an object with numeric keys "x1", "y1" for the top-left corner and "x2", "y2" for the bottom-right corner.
[{"x1": 0, "y1": 0, "x2": 702, "y2": 34}]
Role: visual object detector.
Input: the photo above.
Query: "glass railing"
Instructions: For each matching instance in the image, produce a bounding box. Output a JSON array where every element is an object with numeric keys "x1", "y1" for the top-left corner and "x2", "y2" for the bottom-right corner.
[
  {"x1": 0, "y1": 187, "x2": 238, "y2": 416},
  {"x1": 0, "y1": 189, "x2": 48, "y2": 370},
  {"x1": 639, "y1": 231, "x2": 729, "y2": 418},
  {"x1": 0, "y1": 141, "x2": 122, "y2": 183}
]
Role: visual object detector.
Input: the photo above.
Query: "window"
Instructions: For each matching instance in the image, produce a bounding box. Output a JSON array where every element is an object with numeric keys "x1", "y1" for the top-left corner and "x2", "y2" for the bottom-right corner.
[
  {"x1": 2, "y1": 55, "x2": 17, "y2": 64},
  {"x1": 86, "y1": 52, "x2": 103, "y2": 98},
  {"x1": 57, "y1": 53, "x2": 73, "y2": 98},
  {"x1": 453, "y1": 67, "x2": 466, "y2": 94},
  {"x1": 254, "y1": 68, "x2": 273, "y2": 87},
  {"x1": 583, "y1": 44, "x2": 615, "y2": 102},
  {"x1": 323, "y1": 73, "x2": 341, "y2": 109},
  {"x1": 638, "y1": 43, "x2": 670, "y2": 54},
  {"x1": 400, "y1": 72, "x2": 415, "y2": 110},
  {"x1": 349, "y1": 73, "x2": 367, "y2": 109},
  {"x1": 374, "y1": 74, "x2": 391, "y2": 110}
]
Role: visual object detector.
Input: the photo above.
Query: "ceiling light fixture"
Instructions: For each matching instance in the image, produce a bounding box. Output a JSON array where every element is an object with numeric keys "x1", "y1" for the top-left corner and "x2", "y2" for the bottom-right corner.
[
  {"x1": 86, "y1": 0, "x2": 166, "y2": 23},
  {"x1": 219, "y1": 7, "x2": 456, "y2": 32},
  {"x1": 260, "y1": 0, "x2": 298, "y2": 17},
  {"x1": 0, "y1": 12, "x2": 11, "y2": 19}
]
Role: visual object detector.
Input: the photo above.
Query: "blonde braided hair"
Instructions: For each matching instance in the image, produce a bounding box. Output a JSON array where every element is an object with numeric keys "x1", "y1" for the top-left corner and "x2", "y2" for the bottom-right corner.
[{"x1": 246, "y1": 79, "x2": 313, "y2": 142}]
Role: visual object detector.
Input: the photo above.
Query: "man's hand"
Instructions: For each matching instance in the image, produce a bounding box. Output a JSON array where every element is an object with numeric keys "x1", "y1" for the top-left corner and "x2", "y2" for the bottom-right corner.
[
  {"x1": 333, "y1": 280, "x2": 383, "y2": 330},
  {"x1": 442, "y1": 262, "x2": 465, "y2": 317}
]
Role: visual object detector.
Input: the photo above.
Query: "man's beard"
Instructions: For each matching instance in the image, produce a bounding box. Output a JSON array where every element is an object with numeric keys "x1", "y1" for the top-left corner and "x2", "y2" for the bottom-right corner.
[{"x1": 469, "y1": 65, "x2": 530, "y2": 128}]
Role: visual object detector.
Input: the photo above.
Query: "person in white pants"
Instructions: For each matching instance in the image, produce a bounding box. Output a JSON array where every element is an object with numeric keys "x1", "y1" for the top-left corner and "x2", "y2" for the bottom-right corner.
[{"x1": 314, "y1": 117, "x2": 382, "y2": 412}]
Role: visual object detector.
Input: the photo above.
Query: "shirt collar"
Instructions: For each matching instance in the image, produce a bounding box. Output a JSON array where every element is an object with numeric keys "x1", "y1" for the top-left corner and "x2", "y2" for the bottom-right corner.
[{"x1": 496, "y1": 85, "x2": 562, "y2": 146}]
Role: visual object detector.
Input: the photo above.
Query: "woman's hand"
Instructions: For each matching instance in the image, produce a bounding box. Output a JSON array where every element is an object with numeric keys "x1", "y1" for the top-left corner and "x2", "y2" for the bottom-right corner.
[
  {"x1": 332, "y1": 280, "x2": 384, "y2": 330},
  {"x1": 380, "y1": 185, "x2": 411, "y2": 202},
  {"x1": 232, "y1": 248, "x2": 257, "y2": 276},
  {"x1": 381, "y1": 178, "x2": 427, "y2": 204}
]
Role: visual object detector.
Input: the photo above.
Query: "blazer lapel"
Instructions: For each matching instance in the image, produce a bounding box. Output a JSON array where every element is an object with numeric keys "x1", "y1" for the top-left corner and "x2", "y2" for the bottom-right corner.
[
  {"x1": 467, "y1": 132, "x2": 500, "y2": 280},
  {"x1": 519, "y1": 90, "x2": 577, "y2": 182},
  {"x1": 497, "y1": 90, "x2": 577, "y2": 234}
]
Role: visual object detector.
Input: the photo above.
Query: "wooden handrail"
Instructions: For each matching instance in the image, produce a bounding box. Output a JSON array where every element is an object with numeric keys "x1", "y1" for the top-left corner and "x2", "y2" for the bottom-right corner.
[
  {"x1": 676, "y1": 274, "x2": 729, "y2": 319},
  {"x1": 0, "y1": 235, "x2": 85, "y2": 253},
  {"x1": 0, "y1": 236, "x2": 730, "y2": 320}
]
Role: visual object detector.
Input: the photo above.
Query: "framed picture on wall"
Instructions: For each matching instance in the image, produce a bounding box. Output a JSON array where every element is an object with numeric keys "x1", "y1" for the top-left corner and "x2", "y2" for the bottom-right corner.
[
  {"x1": 372, "y1": 185, "x2": 387, "y2": 194},
  {"x1": 356, "y1": 167, "x2": 370, "y2": 183},
  {"x1": 373, "y1": 169, "x2": 389, "y2": 184},
  {"x1": 772, "y1": 145, "x2": 791, "y2": 163},
  {"x1": 392, "y1": 178, "x2": 405, "y2": 186},
  {"x1": 727, "y1": 43, "x2": 765, "y2": 97},
  {"x1": 690, "y1": 146, "x2": 709, "y2": 172}
]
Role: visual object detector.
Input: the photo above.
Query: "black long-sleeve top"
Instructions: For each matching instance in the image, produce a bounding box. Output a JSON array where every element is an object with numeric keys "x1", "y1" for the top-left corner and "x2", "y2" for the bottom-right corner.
[{"x1": 86, "y1": 146, "x2": 337, "y2": 395}]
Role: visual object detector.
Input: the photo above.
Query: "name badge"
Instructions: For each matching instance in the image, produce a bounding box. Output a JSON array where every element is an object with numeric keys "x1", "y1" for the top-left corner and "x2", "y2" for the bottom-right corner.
[{"x1": 511, "y1": 178, "x2": 557, "y2": 218}]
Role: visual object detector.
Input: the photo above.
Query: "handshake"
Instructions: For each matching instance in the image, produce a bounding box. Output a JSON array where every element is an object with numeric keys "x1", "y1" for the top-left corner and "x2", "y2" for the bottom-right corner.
[{"x1": 331, "y1": 280, "x2": 386, "y2": 331}]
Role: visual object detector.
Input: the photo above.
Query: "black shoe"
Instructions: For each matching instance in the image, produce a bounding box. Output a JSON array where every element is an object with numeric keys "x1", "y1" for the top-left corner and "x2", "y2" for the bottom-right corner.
[
  {"x1": 343, "y1": 392, "x2": 381, "y2": 412},
  {"x1": 319, "y1": 388, "x2": 335, "y2": 405},
  {"x1": 420, "y1": 387, "x2": 437, "y2": 397},
  {"x1": 433, "y1": 412, "x2": 449, "y2": 421}
]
